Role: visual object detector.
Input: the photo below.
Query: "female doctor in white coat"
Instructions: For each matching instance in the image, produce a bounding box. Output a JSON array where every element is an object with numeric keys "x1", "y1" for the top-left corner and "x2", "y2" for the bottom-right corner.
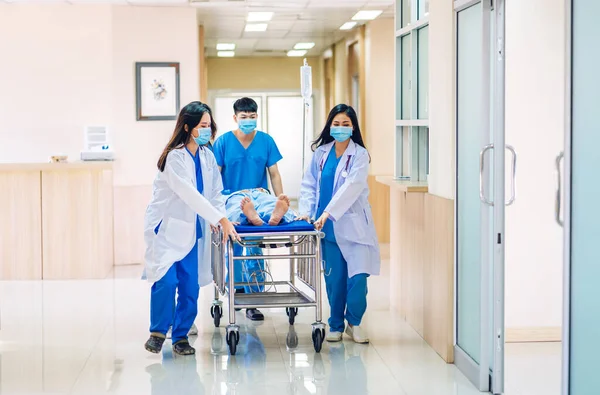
[
  {"x1": 299, "y1": 104, "x2": 380, "y2": 344},
  {"x1": 143, "y1": 101, "x2": 238, "y2": 356}
]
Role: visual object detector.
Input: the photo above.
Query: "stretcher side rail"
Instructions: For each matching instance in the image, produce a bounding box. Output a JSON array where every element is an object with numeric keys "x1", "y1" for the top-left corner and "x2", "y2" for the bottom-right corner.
[{"x1": 209, "y1": 223, "x2": 327, "y2": 355}]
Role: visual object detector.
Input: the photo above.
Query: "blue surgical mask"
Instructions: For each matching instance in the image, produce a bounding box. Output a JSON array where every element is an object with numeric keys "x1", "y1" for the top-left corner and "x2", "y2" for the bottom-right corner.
[
  {"x1": 238, "y1": 118, "x2": 257, "y2": 135},
  {"x1": 330, "y1": 126, "x2": 353, "y2": 142},
  {"x1": 194, "y1": 127, "x2": 212, "y2": 146}
]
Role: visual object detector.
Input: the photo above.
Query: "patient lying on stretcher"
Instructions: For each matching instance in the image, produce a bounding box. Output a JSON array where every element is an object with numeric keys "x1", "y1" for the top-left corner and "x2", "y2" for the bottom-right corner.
[{"x1": 225, "y1": 188, "x2": 298, "y2": 226}]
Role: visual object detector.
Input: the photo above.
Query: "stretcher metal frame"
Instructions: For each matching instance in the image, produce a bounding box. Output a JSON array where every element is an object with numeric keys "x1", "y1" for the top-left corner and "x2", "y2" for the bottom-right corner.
[{"x1": 210, "y1": 226, "x2": 326, "y2": 355}]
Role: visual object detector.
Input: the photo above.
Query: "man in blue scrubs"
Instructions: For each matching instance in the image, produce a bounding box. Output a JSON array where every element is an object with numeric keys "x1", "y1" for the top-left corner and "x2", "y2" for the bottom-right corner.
[{"x1": 213, "y1": 97, "x2": 283, "y2": 321}]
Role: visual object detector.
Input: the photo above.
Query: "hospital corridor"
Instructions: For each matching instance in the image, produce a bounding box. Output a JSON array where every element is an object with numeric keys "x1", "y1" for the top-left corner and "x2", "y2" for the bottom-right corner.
[{"x1": 0, "y1": 0, "x2": 598, "y2": 395}]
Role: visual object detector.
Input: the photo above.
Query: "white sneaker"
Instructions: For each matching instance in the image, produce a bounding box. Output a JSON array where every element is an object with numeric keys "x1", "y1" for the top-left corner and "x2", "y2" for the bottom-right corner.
[
  {"x1": 345, "y1": 325, "x2": 369, "y2": 344},
  {"x1": 188, "y1": 323, "x2": 199, "y2": 336},
  {"x1": 326, "y1": 331, "x2": 343, "y2": 342},
  {"x1": 166, "y1": 323, "x2": 198, "y2": 339}
]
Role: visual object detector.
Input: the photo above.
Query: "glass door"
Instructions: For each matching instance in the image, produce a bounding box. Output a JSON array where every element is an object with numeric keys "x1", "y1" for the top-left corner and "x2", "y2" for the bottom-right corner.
[
  {"x1": 455, "y1": 1, "x2": 509, "y2": 393},
  {"x1": 562, "y1": 0, "x2": 600, "y2": 393}
]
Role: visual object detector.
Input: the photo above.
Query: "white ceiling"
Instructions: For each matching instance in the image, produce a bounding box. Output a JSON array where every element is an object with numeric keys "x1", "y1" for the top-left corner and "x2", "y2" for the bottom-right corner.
[
  {"x1": 1, "y1": 0, "x2": 394, "y2": 57},
  {"x1": 196, "y1": 0, "x2": 395, "y2": 57}
]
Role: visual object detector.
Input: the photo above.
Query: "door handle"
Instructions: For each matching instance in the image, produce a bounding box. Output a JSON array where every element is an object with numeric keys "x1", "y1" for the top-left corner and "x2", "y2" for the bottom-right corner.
[
  {"x1": 505, "y1": 145, "x2": 517, "y2": 206},
  {"x1": 555, "y1": 152, "x2": 564, "y2": 227},
  {"x1": 479, "y1": 144, "x2": 495, "y2": 206},
  {"x1": 480, "y1": 144, "x2": 516, "y2": 206}
]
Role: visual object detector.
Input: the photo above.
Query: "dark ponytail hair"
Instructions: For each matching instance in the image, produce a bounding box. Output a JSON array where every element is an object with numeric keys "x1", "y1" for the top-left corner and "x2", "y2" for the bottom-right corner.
[
  {"x1": 157, "y1": 101, "x2": 217, "y2": 172},
  {"x1": 311, "y1": 104, "x2": 368, "y2": 152}
]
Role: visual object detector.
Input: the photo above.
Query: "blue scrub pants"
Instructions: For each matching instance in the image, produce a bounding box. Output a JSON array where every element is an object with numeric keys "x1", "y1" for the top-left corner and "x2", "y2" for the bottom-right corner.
[
  {"x1": 321, "y1": 240, "x2": 368, "y2": 333},
  {"x1": 150, "y1": 241, "x2": 199, "y2": 344}
]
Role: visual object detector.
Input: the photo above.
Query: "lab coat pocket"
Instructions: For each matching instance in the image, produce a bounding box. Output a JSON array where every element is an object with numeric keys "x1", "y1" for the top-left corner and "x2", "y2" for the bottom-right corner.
[
  {"x1": 335, "y1": 213, "x2": 368, "y2": 245},
  {"x1": 164, "y1": 217, "x2": 194, "y2": 248}
]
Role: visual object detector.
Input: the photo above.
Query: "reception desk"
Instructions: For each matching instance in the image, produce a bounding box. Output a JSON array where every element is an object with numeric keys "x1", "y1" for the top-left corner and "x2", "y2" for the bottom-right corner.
[{"x1": 0, "y1": 162, "x2": 114, "y2": 280}]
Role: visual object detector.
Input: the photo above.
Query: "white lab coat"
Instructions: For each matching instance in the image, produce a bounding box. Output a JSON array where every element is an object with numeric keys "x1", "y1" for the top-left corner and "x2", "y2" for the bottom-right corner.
[
  {"x1": 299, "y1": 141, "x2": 381, "y2": 278},
  {"x1": 143, "y1": 147, "x2": 225, "y2": 286}
]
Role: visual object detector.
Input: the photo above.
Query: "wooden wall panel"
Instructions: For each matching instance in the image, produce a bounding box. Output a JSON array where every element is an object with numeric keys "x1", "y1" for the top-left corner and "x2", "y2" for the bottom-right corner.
[
  {"x1": 113, "y1": 185, "x2": 152, "y2": 265},
  {"x1": 390, "y1": 191, "x2": 455, "y2": 362},
  {"x1": 0, "y1": 171, "x2": 42, "y2": 280},
  {"x1": 42, "y1": 169, "x2": 114, "y2": 279},
  {"x1": 368, "y1": 175, "x2": 390, "y2": 243}
]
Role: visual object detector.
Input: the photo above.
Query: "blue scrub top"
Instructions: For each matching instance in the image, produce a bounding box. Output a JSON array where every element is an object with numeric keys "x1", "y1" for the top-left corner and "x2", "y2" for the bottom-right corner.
[
  {"x1": 213, "y1": 131, "x2": 282, "y2": 192},
  {"x1": 317, "y1": 149, "x2": 341, "y2": 243},
  {"x1": 186, "y1": 146, "x2": 204, "y2": 240}
]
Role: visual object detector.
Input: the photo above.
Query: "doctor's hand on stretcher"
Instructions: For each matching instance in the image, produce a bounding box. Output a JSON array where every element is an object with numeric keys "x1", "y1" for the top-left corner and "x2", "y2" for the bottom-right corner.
[
  {"x1": 217, "y1": 217, "x2": 240, "y2": 243},
  {"x1": 313, "y1": 212, "x2": 330, "y2": 231}
]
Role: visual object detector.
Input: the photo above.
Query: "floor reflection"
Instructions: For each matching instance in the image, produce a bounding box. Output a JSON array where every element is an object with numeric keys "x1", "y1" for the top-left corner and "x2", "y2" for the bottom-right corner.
[{"x1": 146, "y1": 351, "x2": 204, "y2": 395}]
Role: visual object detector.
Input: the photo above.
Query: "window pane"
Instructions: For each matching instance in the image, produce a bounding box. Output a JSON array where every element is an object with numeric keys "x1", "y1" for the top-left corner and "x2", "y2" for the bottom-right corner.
[
  {"x1": 395, "y1": 0, "x2": 402, "y2": 30},
  {"x1": 418, "y1": 0, "x2": 429, "y2": 19},
  {"x1": 418, "y1": 127, "x2": 429, "y2": 181},
  {"x1": 402, "y1": 0, "x2": 411, "y2": 28},
  {"x1": 395, "y1": 126, "x2": 411, "y2": 178},
  {"x1": 401, "y1": 34, "x2": 411, "y2": 119},
  {"x1": 418, "y1": 25, "x2": 429, "y2": 119},
  {"x1": 395, "y1": 37, "x2": 402, "y2": 120}
]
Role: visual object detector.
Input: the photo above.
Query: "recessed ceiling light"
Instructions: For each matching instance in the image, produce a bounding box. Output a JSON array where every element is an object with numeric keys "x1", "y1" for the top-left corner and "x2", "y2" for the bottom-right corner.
[
  {"x1": 294, "y1": 42, "x2": 316, "y2": 50},
  {"x1": 245, "y1": 23, "x2": 268, "y2": 32},
  {"x1": 216, "y1": 43, "x2": 236, "y2": 51},
  {"x1": 287, "y1": 50, "x2": 307, "y2": 57},
  {"x1": 217, "y1": 51, "x2": 235, "y2": 58},
  {"x1": 340, "y1": 22, "x2": 357, "y2": 31},
  {"x1": 352, "y1": 10, "x2": 383, "y2": 21},
  {"x1": 247, "y1": 12, "x2": 274, "y2": 22}
]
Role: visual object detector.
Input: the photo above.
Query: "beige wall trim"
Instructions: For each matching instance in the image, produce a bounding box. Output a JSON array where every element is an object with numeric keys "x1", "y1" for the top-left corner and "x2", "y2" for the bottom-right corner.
[{"x1": 505, "y1": 327, "x2": 562, "y2": 343}]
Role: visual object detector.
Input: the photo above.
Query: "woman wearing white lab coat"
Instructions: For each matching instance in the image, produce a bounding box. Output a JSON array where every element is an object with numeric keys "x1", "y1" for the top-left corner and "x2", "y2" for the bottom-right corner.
[
  {"x1": 299, "y1": 104, "x2": 380, "y2": 344},
  {"x1": 143, "y1": 101, "x2": 238, "y2": 356}
]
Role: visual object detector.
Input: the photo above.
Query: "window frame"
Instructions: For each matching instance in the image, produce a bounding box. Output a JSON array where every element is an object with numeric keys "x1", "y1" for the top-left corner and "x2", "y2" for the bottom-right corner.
[{"x1": 395, "y1": 0, "x2": 430, "y2": 182}]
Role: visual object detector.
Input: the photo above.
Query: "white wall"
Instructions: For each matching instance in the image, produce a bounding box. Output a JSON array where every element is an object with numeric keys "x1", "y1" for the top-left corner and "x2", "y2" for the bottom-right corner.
[
  {"x1": 0, "y1": 3, "x2": 201, "y2": 265},
  {"x1": 365, "y1": 17, "x2": 395, "y2": 176},
  {"x1": 0, "y1": 4, "x2": 199, "y2": 188},
  {"x1": 505, "y1": 0, "x2": 565, "y2": 329},
  {"x1": 427, "y1": 0, "x2": 455, "y2": 200},
  {"x1": 111, "y1": 5, "x2": 200, "y2": 186},
  {"x1": 0, "y1": 4, "x2": 113, "y2": 162}
]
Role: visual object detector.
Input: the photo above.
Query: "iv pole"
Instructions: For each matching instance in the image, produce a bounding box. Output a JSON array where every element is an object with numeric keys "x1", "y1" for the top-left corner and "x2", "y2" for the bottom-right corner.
[{"x1": 300, "y1": 58, "x2": 312, "y2": 175}]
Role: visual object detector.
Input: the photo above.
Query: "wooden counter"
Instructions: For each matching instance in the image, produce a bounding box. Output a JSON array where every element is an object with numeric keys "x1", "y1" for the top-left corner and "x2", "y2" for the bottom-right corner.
[{"x1": 0, "y1": 162, "x2": 114, "y2": 280}]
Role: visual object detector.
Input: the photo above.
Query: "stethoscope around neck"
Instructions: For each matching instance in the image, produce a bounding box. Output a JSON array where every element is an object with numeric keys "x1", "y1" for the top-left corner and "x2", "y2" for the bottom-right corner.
[{"x1": 319, "y1": 154, "x2": 352, "y2": 178}]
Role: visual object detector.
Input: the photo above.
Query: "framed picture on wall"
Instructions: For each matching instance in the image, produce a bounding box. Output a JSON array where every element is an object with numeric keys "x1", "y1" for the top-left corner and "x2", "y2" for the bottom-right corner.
[{"x1": 135, "y1": 62, "x2": 180, "y2": 121}]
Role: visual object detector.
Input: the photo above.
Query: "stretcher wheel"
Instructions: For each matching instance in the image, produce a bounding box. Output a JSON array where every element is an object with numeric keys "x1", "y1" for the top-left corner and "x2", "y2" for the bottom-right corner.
[
  {"x1": 286, "y1": 308, "x2": 298, "y2": 325},
  {"x1": 226, "y1": 331, "x2": 240, "y2": 355},
  {"x1": 312, "y1": 328, "x2": 325, "y2": 353},
  {"x1": 211, "y1": 305, "x2": 222, "y2": 328}
]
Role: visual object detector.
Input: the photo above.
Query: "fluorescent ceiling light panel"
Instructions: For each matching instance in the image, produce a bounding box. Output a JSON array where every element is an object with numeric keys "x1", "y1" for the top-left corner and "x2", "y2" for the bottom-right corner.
[
  {"x1": 287, "y1": 50, "x2": 307, "y2": 57},
  {"x1": 247, "y1": 12, "x2": 274, "y2": 22},
  {"x1": 340, "y1": 22, "x2": 357, "y2": 30},
  {"x1": 217, "y1": 51, "x2": 235, "y2": 58},
  {"x1": 352, "y1": 10, "x2": 383, "y2": 20},
  {"x1": 216, "y1": 43, "x2": 236, "y2": 51},
  {"x1": 245, "y1": 23, "x2": 268, "y2": 32},
  {"x1": 294, "y1": 42, "x2": 315, "y2": 50}
]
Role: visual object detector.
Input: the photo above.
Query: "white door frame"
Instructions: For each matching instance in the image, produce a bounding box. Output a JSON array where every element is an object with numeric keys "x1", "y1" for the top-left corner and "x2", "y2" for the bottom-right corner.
[{"x1": 561, "y1": 0, "x2": 572, "y2": 393}]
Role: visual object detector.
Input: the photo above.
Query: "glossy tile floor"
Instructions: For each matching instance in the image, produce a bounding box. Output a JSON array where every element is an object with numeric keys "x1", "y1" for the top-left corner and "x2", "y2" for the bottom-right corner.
[{"x1": 0, "y1": 250, "x2": 557, "y2": 395}]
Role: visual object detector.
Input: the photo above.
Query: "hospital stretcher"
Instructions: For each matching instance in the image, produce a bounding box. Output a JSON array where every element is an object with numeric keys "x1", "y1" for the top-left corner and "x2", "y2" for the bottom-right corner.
[{"x1": 210, "y1": 220, "x2": 326, "y2": 355}]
